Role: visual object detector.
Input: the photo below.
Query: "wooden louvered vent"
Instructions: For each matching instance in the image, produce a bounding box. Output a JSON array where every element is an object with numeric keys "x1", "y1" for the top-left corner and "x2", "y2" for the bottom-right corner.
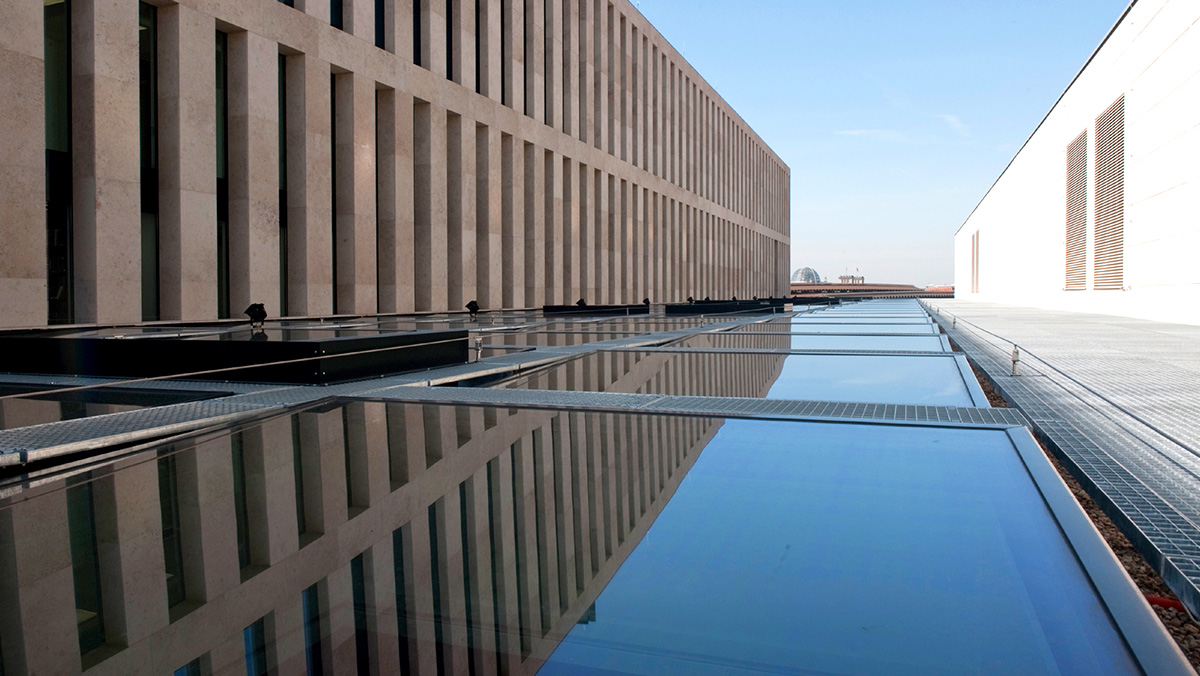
[
  {"x1": 1094, "y1": 95, "x2": 1125, "y2": 290},
  {"x1": 1065, "y1": 130, "x2": 1088, "y2": 290}
]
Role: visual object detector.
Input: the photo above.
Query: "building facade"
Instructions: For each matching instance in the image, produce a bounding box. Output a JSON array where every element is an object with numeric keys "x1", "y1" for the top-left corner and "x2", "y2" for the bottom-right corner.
[
  {"x1": 0, "y1": 0, "x2": 791, "y2": 328},
  {"x1": 954, "y1": 0, "x2": 1200, "y2": 324}
]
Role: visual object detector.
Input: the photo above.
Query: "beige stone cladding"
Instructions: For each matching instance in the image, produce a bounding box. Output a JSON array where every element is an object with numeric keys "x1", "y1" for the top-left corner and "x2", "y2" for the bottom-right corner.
[{"x1": 1, "y1": 0, "x2": 790, "y2": 327}]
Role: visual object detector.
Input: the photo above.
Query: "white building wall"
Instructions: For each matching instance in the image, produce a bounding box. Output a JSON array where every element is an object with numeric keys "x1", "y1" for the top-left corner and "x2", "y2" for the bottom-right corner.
[{"x1": 955, "y1": 0, "x2": 1200, "y2": 324}]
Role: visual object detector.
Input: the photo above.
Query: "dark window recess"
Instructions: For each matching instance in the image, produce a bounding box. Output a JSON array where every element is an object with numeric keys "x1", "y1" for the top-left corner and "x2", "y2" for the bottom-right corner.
[
  {"x1": 330, "y1": 74, "x2": 339, "y2": 315},
  {"x1": 375, "y1": 0, "x2": 385, "y2": 48},
  {"x1": 393, "y1": 529, "x2": 412, "y2": 670},
  {"x1": 45, "y1": 0, "x2": 73, "y2": 324},
  {"x1": 173, "y1": 659, "x2": 202, "y2": 676},
  {"x1": 303, "y1": 584, "x2": 325, "y2": 675},
  {"x1": 331, "y1": 0, "x2": 344, "y2": 30},
  {"x1": 159, "y1": 452, "x2": 187, "y2": 608},
  {"x1": 232, "y1": 431, "x2": 252, "y2": 570},
  {"x1": 68, "y1": 480, "x2": 105, "y2": 654},
  {"x1": 140, "y1": 2, "x2": 160, "y2": 321},
  {"x1": 413, "y1": 0, "x2": 422, "y2": 65},
  {"x1": 292, "y1": 416, "x2": 307, "y2": 537},
  {"x1": 278, "y1": 0, "x2": 295, "y2": 6},
  {"x1": 475, "y1": 0, "x2": 481, "y2": 94},
  {"x1": 216, "y1": 31, "x2": 230, "y2": 318},
  {"x1": 351, "y1": 554, "x2": 371, "y2": 675},
  {"x1": 278, "y1": 53, "x2": 289, "y2": 317},
  {"x1": 446, "y1": 0, "x2": 454, "y2": 79},
  {"x1": 243, "y1": 618, "x2": 268, "y2": 676}
]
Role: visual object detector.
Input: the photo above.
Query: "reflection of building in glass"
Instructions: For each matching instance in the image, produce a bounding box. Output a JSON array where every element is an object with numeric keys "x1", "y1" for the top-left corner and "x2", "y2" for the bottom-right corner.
[
  {"x1": 0, "y1": 322, "x2": 785, "y2": 674},
  {"x1": 1, "y1": 0, "x2": 790, "y2": 328},
  {"x1": 0, "y1": 399, "x2": 736, "y2": 674}
]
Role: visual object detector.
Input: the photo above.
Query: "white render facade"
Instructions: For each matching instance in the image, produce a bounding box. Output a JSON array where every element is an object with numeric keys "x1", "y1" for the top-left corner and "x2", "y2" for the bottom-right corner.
[
  {"x1": 0, "y1": 0, "x2": 791, "y2": 329},
  {"x1": 954, "y1": 0, "x2": 1200, "y2": 325}
]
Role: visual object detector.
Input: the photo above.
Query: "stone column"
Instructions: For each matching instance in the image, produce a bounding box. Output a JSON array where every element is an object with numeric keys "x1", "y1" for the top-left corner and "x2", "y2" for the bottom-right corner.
[
  {"x1": 270, "y1": 592, "x2": 306, "y2": 676},
  {"x1": 463, "y1": 467, "x2": 498, "y2": 674},
  {"x1": 566, "y1": 158, "x2": 580, "y2": 301},
  {"x1": 502, "y1": 134, "x2": 525, "y2": 308},
  {"x1": 346, "y1": 0, "x2": 375, "y2": 41},
  {"x1": 325, "y1": 564, "x2": 357, "y2": 673},
  {"x1": 387, "y1": 0, "x2": 414, "y2": 60},
  {"x1": 334, "y1": 71, "x2": 377, "y2": 314},
  {"x1": 414, "y1": 101, "x2": 448, "y2": 311},
  {"x1": 477, "y1": 124, "x2": 503, "y2": 310},
  {"x1": 544, "y1": 150, "x2": 562, "y2": 304},
  {"x1": 421, "y1": 0, "x2": 447, "y2": 77},
  {"x1": 94, "y1": 458, "x2": 170, "y2": 647},
  {"x1": 486, "y1": 447, "x2": 522, "y2": 671},
  {"x1": 285, "y1": 53, "x2": 334, "y2": 315},
  {"x1": 595, "y1": 0, "x2": 607, "y2": 153},
  {"x1": 503, "y1": 0, "x2": 524, "y2": 115},
  {"x1": 580, "y1": 0, "x2": 594, "y2": 146},
  {"x1": 525, "y1": 0, "x2": 546, "y2": 123},
  {"x1": 564, "y1": 0, "x2": 578, "y2": 139},
  {"x1": 387, "y1": 403, "x2": 427, "y2": 487},
  {"x1": 247, "y1": 416, "x2": 300, "y2": 565},
  {"x1": 511, "y1": 434, "x2": 543, "y2": 644},
  {"x1": 157, "y1": 4, "x2": 216, "y2": 321},
  {"x1": 579, "y1": 162, "x2": 593, "y2": 301},
  {"x1": 178, "y1": 439, "x2": 241, "y2": 602},
  {"x1": 479, "y1": 0, "x2": 501, "y2": 101},
  {"x1": 362, "y1": 539, "x2": 402, "y2": 675},
  {"x1": 0, "y1": 489, "x2": 80, "y2": 674},
  {"x1": 446, "y1": 113, "x2": 476, "y2": 310},
  {"x1": 523, "y1": 143, "x2": 545, "y2": 305},
  {"x1": 546, "y1": 0, "x2": 561, "y2": 131},
  {"x1": 376, "y1": 88, "x2": 415, "y2": 313},
  {"x1": 452, "y1": 0, "x2": 475, "y2": 90},
  {"x1": 229, "y1": 31, "x2": 281, "y2": 316},
  {"x1": 0, "y1": 1, "x2": 47, "y2": 326},
  {"x1": 72, "y1": 0, "x2": 141, "y2": 323}
]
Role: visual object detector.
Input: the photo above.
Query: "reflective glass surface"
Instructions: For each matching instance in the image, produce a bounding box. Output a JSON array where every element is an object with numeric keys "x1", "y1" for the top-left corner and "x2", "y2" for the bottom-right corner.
[
  {"x1": 767, "y1": 354, "x2": 974, "y2": 406},
  {"x1": 786, "y1": 324, "x2": 938, "y2": 335},
  {"x1": 0, "y1": 386, "x2": 226, "y2": 431},
  {"x1": 542, "y1": 420, "x2": 1139, "y2": 675},
  {"x1": 675, "y1": 333, "x2": 948, "y2": 352}
]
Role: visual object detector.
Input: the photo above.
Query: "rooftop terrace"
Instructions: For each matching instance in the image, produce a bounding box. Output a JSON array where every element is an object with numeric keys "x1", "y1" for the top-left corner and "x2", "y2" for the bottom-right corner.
[{"x1": 0, "y1": 300, "x2": 1190, "y2": 674}]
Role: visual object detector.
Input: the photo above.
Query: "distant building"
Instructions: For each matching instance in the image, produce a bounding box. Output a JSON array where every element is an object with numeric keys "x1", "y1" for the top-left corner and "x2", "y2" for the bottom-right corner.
[
  {"x1": 838, "y1": 275, "x2": 864, "y2": 285},
  {"x1": 956, "y1": 0, "x2": 1200, "y2": 324},
  {"x1": 791, "y1": 267, "x2": 821, "y2": 284}
]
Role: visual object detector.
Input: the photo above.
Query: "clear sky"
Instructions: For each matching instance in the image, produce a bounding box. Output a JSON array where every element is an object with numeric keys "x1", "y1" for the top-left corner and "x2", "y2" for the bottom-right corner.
[{"x1": 633, "y1": 0, "x2": 1132, "y2": 286}]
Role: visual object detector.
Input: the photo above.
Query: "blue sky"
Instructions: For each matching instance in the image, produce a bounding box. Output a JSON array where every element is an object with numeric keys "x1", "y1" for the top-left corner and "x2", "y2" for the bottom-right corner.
[{"x1": 634, "y1": 0, "x2": 1131, "y2": 286}]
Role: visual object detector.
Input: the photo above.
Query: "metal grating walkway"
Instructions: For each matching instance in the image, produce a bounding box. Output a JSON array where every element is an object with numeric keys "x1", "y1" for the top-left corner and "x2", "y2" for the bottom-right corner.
[{"x1": 351, "y1": 385, "x2": 1027, "y2": 429}]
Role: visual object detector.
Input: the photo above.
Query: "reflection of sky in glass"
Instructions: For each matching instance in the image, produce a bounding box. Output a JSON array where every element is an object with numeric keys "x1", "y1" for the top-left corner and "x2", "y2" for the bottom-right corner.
[
  {"x1": 788, "y1": 334, "x2": 947, "y2": 351},
  {"x1": 786, "y1": 324, "x2": 938, "y2": 335},
  {"x1": 541, "y1": 420, "x2": 1140, "y2": 675},
  {"x1": 766, "y1": 354, "x2": 973, "y2": 406}
]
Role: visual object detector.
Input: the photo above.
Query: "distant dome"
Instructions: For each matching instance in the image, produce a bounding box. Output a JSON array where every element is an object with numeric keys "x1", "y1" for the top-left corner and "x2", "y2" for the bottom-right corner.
[{"x1": 791, "y1": 267, "x2": 821, "y2": 284}]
